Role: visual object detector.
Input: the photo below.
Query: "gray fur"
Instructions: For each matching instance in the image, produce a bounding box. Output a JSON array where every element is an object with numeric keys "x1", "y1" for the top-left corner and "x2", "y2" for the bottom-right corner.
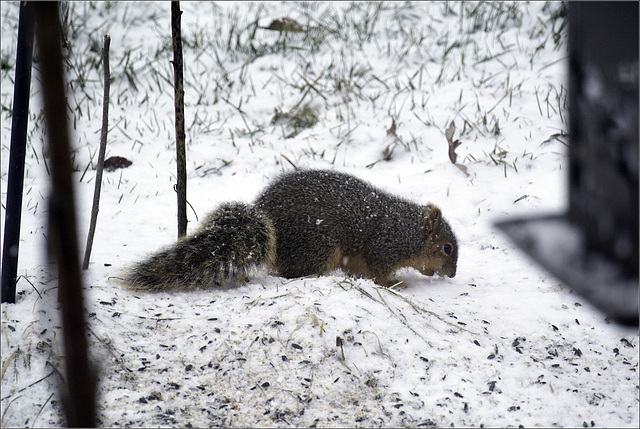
[{"x1": 125, "y1": 170, "x2": 458, "y2": 291}]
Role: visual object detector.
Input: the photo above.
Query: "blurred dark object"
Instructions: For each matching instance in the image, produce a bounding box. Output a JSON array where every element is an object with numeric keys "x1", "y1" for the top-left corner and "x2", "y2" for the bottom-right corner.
[
  {"x1": 34, "y1": 3, "x2": 97, "y2": 425},
  {"x1": 496, "y1": 2, "x2": 638, "y2": 326}
]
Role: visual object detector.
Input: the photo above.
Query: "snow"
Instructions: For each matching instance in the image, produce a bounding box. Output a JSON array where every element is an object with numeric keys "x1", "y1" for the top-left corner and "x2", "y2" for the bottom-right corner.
[{"x1": 1, "y1": 1, "x2": 638, "y2": 427}]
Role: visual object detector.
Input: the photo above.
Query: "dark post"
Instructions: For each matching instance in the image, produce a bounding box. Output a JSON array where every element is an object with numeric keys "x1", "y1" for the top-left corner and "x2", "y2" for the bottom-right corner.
[
  {"x1": 1, "y1": 1, "x2": 34, "y2": 304},
  {"x1": 33, "y1": 3, "x2": 97, "y2": 426},
  {"x1": 171, "y1": 1, "x2": 188, "y2": 238}
]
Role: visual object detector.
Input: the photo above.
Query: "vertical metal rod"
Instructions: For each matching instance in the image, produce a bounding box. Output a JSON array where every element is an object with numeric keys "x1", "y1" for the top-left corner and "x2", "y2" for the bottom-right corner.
[{"x1": 1, "y1": 1, "x2": 34, "y2": 304}]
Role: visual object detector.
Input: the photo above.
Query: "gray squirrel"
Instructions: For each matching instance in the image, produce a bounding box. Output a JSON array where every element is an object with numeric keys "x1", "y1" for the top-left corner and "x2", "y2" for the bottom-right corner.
[{"x1": 125, "y1": 169, "x2": 458, "y2": 291}]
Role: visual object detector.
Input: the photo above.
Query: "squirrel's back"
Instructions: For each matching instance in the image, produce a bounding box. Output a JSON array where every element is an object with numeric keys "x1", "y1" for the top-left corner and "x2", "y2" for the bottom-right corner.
[{"x1": 125, "y1": 169, "x2": 457, "y2": 291}]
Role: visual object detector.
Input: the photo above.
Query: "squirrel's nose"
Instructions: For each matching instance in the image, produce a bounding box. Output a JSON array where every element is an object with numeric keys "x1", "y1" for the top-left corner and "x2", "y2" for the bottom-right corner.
[{"x1": 438, "y1": 266, "x2": 456, "y2": 278}]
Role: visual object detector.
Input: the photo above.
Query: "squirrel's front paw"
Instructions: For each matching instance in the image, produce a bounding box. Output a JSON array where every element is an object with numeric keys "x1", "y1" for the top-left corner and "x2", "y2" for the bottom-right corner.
[{"x1": 374, "y1": 277, "x2": 404, "y2": 288}]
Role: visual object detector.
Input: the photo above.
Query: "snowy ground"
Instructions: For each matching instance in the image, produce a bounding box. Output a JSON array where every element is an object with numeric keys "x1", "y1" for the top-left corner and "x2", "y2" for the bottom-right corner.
[{"x1": 1, "y1": 1, "x2": 638, "y2": 427}]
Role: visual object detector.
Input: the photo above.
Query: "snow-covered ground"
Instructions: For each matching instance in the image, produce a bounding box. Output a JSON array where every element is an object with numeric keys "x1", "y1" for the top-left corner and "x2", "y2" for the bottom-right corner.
[{"x1": 1, "y1": 2, "x2": 637, "y2": 427}]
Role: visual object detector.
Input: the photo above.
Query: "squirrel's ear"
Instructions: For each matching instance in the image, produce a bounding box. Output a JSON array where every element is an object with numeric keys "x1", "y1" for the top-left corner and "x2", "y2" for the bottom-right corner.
[{"x1": 423, "y1": 204, "x2": 442, "y2": 237}]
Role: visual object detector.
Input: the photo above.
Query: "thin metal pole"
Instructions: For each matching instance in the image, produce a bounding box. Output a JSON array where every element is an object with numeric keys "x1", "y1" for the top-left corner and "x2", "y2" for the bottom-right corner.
[{"x1": 1, "y1": 1, "x2": 34, "y2": 304}]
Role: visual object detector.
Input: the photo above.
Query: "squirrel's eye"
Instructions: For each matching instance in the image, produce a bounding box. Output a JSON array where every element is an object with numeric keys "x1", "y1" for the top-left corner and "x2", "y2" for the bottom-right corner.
[{"x1": 443, "y1": 243, "x2": 453, "y2": 256}]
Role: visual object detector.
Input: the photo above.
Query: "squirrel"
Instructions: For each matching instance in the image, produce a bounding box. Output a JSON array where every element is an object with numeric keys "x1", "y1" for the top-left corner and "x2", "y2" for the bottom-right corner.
[{"x1": 125, "y1": 169, "x2": 458, "y2": 291}]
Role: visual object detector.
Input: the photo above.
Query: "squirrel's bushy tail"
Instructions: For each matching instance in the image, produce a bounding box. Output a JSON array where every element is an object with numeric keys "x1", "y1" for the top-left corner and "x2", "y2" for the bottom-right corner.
[{"x1": 125, "y1": 202, "x2": 275, "y2": 292}]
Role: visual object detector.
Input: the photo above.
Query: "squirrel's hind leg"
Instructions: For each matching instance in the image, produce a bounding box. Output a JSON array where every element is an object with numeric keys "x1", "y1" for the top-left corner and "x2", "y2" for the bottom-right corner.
[{"x1": 274, "y1": 236, "x2": 340, "y2": 279}]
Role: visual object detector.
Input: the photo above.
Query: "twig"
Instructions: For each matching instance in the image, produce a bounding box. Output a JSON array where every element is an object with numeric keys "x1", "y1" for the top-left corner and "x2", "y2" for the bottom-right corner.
[
  {"x1": 82, "y1": 34, "x2": 111, "y2": 270},
  {"x1": 172, "y1": 1, "x2": 187, "y2": 239}
]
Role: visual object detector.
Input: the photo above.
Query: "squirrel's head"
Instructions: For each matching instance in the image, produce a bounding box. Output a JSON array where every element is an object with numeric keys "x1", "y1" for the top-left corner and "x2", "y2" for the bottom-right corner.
[{"x1": 413, "y1": 204, "x2": 458, "y2": 278}]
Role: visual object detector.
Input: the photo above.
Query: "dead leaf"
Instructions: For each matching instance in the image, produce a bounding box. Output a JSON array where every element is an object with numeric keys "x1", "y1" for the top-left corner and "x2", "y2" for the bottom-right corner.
[
  {"x1": 445, "y1": 121, "x2": 456, "y2": 144},
  {"x1": 383, "y1": 118, "x2": 399, "y2": 161},
  {"x1": 382, "y1": 142, "x2": 397, "y2": 161},
  {"x1": 104, "y1": 156, "x2": 132, "y2": 171},
  {"x1": 264, "y1": 17, "x2": 303, "y2": 33},
  {"x1": 456, "y1": 164, "x2": 469, "y2": 176},
  {"x1": 445, "y1": 120, "x2": 463, "y2": 164},
  {"x1": 387, "y1": 118, "x2": 397, "y2": 137}
]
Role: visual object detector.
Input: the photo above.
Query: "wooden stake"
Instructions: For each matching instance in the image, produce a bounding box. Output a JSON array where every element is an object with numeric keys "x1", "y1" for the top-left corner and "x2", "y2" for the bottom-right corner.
[{"x1": 171, "y1": 1, "x2": 187, "y2": 238}]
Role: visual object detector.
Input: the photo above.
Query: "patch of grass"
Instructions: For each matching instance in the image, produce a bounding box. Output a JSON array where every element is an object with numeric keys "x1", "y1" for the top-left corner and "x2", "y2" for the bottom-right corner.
[
  {"x1": 272, "y1": 104, "x2": 320, "y2": 139},
  {"x1": 1, "y1": 1, "x2": 568, "y2": 187}
]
